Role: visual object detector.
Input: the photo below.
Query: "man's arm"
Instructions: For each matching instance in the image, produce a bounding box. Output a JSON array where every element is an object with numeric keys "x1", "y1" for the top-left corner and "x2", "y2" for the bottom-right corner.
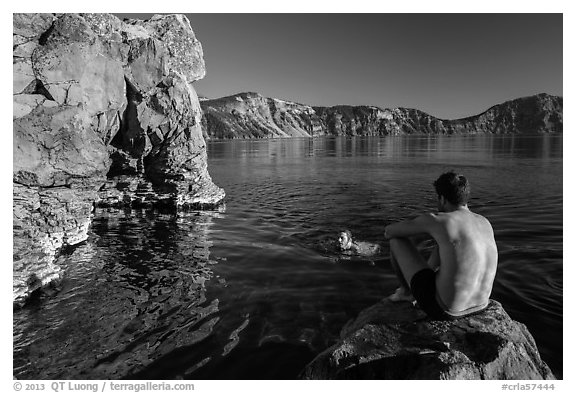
[
  {"x1": 384, "y1": 213, "x2": 436, "y2": 240},
  {"x1": 428, "y1": 245, "x2": 440, "y2": 271}
]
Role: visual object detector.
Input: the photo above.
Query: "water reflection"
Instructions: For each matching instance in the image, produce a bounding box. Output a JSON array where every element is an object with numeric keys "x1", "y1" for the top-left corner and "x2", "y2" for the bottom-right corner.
[
  {"x1": 208, "y1": 134, "x2": 563, "y2": 163},
  {"x1": 13, "y1": 209, "x2": 229, "y2": 379}
]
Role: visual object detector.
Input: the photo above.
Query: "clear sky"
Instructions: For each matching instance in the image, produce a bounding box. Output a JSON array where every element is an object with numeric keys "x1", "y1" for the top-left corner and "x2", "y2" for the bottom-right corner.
[{"x1": 117, "y1": 13, "x2": 562, "y2": 120}]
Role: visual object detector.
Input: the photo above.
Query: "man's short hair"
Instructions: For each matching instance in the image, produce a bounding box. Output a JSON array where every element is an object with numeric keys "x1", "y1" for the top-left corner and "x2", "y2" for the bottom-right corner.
[{"x1": 433, "y1": 171, "x2": 470, "y2": 206}]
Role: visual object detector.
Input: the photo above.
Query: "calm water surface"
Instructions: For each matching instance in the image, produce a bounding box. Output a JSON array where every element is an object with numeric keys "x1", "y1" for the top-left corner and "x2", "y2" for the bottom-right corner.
[{"x1": 13, "y1": 135, "x2": 563, "y2": 379}]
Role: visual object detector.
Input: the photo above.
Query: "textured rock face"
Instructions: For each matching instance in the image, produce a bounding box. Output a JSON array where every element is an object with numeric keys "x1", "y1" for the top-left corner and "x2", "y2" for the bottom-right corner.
[
  {"x1": 202, "y1": 93, "x2": 562, "y2": 138},
  {"x1": 301, "y1": 300, "x2": 555, "y2": 380},
  {"x1": 201, "y1": 92, "x2": 324, "y2": 139},
  {"x1": 443, "y1": 93, "x2": 563, "y2": 134},
  {"x1": 13, "y1": 13, "x2": 224, "y2": 304},
  {"x1": 314, "y1": 105, "x2": 395, "y2": 136}
]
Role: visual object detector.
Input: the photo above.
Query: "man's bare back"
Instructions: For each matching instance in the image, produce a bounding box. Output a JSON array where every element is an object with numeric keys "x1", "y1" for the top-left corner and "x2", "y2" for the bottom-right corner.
[
  {"x1": 418, "y1": 208, "x2": 497, "y2": 313},
  {"x1": 384, "y1": 172, "x2": 498, "y2": 319}
]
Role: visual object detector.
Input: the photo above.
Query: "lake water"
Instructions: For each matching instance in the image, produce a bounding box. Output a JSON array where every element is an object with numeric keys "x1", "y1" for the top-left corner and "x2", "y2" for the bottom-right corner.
[{"x1": 13, "y1": 135, "x2": 563, "y2": 379}]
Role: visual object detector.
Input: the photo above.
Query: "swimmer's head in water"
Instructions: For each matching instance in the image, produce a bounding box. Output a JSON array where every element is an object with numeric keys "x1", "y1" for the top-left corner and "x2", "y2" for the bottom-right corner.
[{"x1": 338, "y1": 230, "x2": 353, "y2": 250}]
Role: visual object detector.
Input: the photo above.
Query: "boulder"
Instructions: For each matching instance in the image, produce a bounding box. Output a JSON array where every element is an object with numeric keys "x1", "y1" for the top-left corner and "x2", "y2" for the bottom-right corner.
[
  {"x1": 301, "y1": 299, "x2": 555, "y2": 380},
  {"x1": 13, "y1": 13, "x2": 224, "y2": 304}
]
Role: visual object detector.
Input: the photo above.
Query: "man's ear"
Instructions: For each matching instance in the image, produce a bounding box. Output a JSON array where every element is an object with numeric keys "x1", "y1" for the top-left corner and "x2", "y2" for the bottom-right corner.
[{"x1": 438, "y1": 195, "x2": 446, "y2": 208}]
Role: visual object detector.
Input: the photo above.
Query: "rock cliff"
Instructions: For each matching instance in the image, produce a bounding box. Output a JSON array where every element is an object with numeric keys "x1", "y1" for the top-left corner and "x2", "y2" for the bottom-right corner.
[
  {"x1": 201, "y1": 93, "x2": 562, "y2": 138},
  {"x1": 13, "y1": 13, "x2": 224, "y2": 304},
  {"x1": 201, "y1": 92, "x2": 323, "y2": 138},
  {"x1": 301, "y1": 299, "x2": 555, "y2": 380}
]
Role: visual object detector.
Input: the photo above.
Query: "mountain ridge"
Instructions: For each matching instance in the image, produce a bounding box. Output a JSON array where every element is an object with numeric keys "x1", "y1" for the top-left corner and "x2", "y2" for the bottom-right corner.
[{"x1": 200, "y1": 92, "x2": 562, "y2": 139}]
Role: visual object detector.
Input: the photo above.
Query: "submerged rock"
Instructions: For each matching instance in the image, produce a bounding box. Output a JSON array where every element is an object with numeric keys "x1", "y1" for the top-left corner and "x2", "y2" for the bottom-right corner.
[
  {"x1": 13, "y1": 13, "x2": 224, "y2": 304},
  {"x1": 301, "y1": 299, "x2": 555, "y2": 380}
]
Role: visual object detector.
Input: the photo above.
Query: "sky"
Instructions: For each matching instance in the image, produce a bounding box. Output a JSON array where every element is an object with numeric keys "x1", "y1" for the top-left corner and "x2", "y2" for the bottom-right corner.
[{"x1": 117, "y1": 13, "x2": 562, "y2": 120}]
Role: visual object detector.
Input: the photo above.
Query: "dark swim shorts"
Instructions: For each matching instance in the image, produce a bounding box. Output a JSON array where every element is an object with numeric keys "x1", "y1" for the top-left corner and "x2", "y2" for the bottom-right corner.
[{"x1": 410, "y1": 269, "x2": 487, "y2": 320}]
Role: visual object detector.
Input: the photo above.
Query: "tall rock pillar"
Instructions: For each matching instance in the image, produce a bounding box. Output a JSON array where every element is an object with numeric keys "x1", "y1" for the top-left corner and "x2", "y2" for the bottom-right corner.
[{"x1": 13, "y1": 13, "x2": 225, "y2": 304}]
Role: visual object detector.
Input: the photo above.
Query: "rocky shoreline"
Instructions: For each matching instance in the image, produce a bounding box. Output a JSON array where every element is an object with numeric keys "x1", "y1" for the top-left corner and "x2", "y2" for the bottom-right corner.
[
  {"x1": 201, "y1": 92, "x2": 562, "y2": 139},
  {"x1": 13, "y1": 13, "x2": 224, "y2": 304},
  {"x1": 301, "y1": 299, "x2": 555, "y2": 380}
]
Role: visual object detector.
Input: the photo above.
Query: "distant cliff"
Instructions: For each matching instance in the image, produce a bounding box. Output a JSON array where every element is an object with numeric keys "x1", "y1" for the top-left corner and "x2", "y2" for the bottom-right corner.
[
  {"x1": 201, "y1": 92, "x2": 323, "y2": 138},
  {"x1": 201, "y1": 93, "x2": 562, "y2": 139}
]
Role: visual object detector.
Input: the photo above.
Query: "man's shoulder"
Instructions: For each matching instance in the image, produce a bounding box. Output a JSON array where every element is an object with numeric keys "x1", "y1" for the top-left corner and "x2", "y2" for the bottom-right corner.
[
  {"x1": 411, "y1": 212, "x2": 445, "y2": 230},
  {"x1": 471, "y1": 211, "x2": 495, "y2": 233},
  {"x1": 422, "y1": 212, "x2": 463, "y2": 233},
  {"x1": 417, "y1": 212, "x2": 443, "y2": 222},
  {"x1": 459, "y1": 209, "x2": 493, "y2": 228},
  {"x1": 449, "y1": 210, "x2": 495, "y2": 236}
]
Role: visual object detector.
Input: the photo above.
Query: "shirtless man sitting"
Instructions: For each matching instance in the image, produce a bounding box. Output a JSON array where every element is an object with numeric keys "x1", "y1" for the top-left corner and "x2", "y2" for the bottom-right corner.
[{"x1": 384, "y1": 171, "x2": 498, "y2": 320}]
